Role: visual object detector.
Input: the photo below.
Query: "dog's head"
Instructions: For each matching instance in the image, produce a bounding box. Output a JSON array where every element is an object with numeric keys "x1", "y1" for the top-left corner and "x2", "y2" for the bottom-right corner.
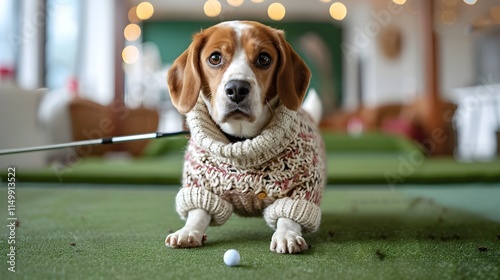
[{"x1": 167, "y1": 20, "x2": 311, "y2": 138}]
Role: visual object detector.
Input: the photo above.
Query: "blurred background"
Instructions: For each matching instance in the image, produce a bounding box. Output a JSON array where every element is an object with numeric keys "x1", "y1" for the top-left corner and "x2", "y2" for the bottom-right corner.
[{"x1": 0, "y1": 0, "x2": 499, "y2": 180}]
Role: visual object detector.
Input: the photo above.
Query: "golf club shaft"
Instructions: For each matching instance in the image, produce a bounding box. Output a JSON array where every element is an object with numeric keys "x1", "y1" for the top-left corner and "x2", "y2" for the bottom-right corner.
[{"x1": 0, "y1": 131, "x2": 190, "y2": 156}]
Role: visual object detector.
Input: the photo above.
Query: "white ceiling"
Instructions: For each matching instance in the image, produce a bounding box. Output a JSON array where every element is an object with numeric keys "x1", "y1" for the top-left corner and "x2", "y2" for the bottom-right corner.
[{"x1": 127, "y1": 0, "x2": 356, "y2": 21}]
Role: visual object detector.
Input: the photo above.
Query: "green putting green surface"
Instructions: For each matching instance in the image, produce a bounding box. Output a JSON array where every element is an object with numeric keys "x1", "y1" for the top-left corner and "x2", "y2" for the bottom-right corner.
[
  {"x1": 3, "y1": 133, "x2": 500, "y2": 185},
  {"x1": 7, "y1": 153, "x2": 500, "y2": 185},
  {"x1": 1, "y1": 183, "x2": 499, "y2": 279}
]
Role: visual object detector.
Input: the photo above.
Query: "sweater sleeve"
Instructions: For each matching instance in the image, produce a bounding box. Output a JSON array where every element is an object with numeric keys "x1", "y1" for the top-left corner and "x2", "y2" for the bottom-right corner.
[
  {"x1": 263, "y1": 197, "x2": 321, "y2": 233},
  {"x1": 175, "y1": 187, "x2": 233, "y2": 226}
]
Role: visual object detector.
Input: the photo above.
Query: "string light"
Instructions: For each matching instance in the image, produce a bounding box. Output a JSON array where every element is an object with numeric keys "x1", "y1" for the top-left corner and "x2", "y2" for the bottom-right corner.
[
  {"x1": 204, "y1": 0, "x2": 222, "y2": 17},
  {"x1": 329, "y1": 2, "x2": 347, "y2": 21},
  {"x1": 136, "y1": 2, "x2": 154, "y2": 20},
  {"x1": 128, "y1": 6, "x2": 140, "y2": 23},
  {"x1": 124, "y1": 24, "x2": 141, "y2": 41},
  {"x1": 442, "y1": 0, "x2": 458, "y2": 6},
  {"x1": 392, "y1": 0, "x2": 406, "y2": 5},
  {"x1": 463, "y1": 0, "x2": 477, "y2": 5},
  {"x1": 441, "y1": 10, "x2": 457, "y2": 25},
  {"x1": 122, "y1": 46, "x2": 139, "y2": 64},
  {"x1": 227, "y1": 0, "x2": 244, "y2": 7},
  {"x1": 268, "y1": 2, "x2": 285, "y2": 21},
  {"x1": 491, "y1": 6, "x2": 500, "y2": 23}
]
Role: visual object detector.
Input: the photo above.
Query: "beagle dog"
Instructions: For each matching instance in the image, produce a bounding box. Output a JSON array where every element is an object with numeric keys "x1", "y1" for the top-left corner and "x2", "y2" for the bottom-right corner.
[{"x1": 165, "y1": 20, "x2": 325, "y2": 254}]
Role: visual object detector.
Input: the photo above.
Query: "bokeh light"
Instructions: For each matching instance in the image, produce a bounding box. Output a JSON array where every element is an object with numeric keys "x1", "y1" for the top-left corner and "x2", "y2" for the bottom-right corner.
[
  {"x1": 227, "y1": 0, "x2": 244, "y2": 7},
  {"x1": 463, "y1": 0, "x2": 477, "y2": 5},
  {"x1": 329, "y1": 2, "x2": 347, "y2": 21},
  {"x1": 268, "y1": 3, "x2": 286, "y2": 21},
  {"x1": 491, "y1": 6, "x2": 500, "y2": 23},
  {"x1": 251, "y1": 0, "x2": 265, "y2": 3},
  {"x1": 392, "y1": 0, "x2": 406, "y2": 4},
  {"x1": 124, "y1": 24, "x2": 141, "y2": 41},
  {"x1": 136, "y1": 2, "x2": 154, "y2": 20},
  {"x1": 442, "y1": 0, "x2": 458, "y2": 6},
  {"x1": 128, "y1": 6, "x2": 140, "y2": 23},
  {"x1": 204, "y1": 0, "x2": 222, "y2": 17},
  {"x1": 441, "y1": 10, "x2": 457, "y2": 25},
  {"x1": 122, "y1": 46, "x2": 139, "y2": 64}
]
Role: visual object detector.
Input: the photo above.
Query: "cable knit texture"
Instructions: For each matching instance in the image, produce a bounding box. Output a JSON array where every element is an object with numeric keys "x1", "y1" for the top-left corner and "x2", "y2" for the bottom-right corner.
[{"x1": 176, "y1": 99, "x2": 326, "y2": 233}]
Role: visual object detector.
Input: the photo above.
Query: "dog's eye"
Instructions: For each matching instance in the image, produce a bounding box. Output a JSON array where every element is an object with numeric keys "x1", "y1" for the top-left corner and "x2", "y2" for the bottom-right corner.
[
  {"x1": 256, "y1": 53, "x2": 272, "y2": 68},
  {"x1": 208, "y1": 52, "x2": 223, "y2": 66}
]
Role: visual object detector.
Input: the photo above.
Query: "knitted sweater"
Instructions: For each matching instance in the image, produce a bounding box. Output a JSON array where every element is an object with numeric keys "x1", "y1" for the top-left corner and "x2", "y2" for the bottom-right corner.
[{"x1": 175, "y1": 100, "x2": 326, "y2": 233}]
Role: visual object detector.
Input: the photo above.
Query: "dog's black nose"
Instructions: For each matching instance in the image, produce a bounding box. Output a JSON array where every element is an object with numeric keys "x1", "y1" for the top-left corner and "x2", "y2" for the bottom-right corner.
[{"x1": 225, "y1": 80, "x2": 250, "y2": 104}]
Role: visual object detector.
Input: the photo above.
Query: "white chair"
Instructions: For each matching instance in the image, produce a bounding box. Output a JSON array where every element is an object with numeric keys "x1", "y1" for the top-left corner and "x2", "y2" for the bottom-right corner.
[{"x1": 0, "y1": 84, "x2": 51, "y2": 169}]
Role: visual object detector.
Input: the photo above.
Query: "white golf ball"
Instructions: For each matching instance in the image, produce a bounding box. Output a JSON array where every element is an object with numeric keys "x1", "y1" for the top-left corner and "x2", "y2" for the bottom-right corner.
[{"x1": 223, "y1": 249, "x2": 241, "y2": 267}]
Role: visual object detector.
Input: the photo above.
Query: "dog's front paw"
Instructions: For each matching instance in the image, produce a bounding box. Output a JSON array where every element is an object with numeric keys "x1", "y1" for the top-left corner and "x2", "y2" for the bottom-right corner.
[
  {"x1": 165, "y1": 229, "x2": 207, "y2": 248},
  {"x1": 270, "y1": 229, "x2": 308, "y2": 254}
]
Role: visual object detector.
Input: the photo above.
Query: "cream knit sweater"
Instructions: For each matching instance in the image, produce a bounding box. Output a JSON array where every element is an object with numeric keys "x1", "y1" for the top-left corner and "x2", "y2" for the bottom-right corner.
[{"x1": 175, "y1": 100, "x2": 326, "y2": 233}]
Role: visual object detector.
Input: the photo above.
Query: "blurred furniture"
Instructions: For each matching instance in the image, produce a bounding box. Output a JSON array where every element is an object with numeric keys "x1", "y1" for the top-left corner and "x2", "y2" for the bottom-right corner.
[
  {"x1": 320, "y1": 104, "x2": 403, "y2": 132},
  {"x1": 451, "y1": 84, "x2": 500, "y2": 161},
  {"x1": 320, "y1": 100, "x2": 458, "y2": 156},
  {"x1": 119, "y1": 106, "x2": 161, "y2": 156},
  {"x1": 69, "y1": 98, "x2": 115, "y2": 156},
  {"x1": 68, "y1": 98, "x2": 159, "y2": 157},
  {"x1": 0, "y1": 85, "x2": 50, "y2": 169},
  {"x1": 37, "y1": 88, "x2": 73, "y2": 162}
]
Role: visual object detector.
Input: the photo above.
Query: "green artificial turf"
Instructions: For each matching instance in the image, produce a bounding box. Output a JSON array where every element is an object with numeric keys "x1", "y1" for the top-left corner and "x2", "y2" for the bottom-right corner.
[
  {"x1": 3, "y1": 133, "x2": 500, "y2": 185},
  {"x1": 1, "y1": 183, "x2": 499, "y2": 279},
  {"x1": 6, "y1": 153, "x2": 500, "y2": 185}
]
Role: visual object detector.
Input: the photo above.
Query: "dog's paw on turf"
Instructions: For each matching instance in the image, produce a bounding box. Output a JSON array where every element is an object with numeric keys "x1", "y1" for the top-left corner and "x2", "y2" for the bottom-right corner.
[
  {"x1": 165, "y1": 229, "x2": 206, "y2": 248},
  {"x1": 270, "y1": 229, "x2": 308, "y2": 254}
]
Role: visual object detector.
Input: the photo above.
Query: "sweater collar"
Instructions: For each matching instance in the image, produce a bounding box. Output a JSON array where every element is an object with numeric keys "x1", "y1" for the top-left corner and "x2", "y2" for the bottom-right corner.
[
  {"x1": 221, "y1": 130, "x2": 251, "y2": 143},
  {"x1": 186, "y1": 99, "x2": 300, "y2": 167}
]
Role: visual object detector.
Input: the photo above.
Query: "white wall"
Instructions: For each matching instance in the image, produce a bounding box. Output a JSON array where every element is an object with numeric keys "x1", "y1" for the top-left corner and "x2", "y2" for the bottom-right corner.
[
  {"x1": 341, "y1": 0, "x2": 498, "y2": 110},
  {"x1": 17, "y1": 0, "x2": 45, "y2": 90},
  {"x1": 369, "y1": 6, "x2": 422, "y2": 106},
  {"x1": 342, "y1": 1, "x2": 425, "y2": 110},
  {"x1": 78, "y1": 0, "x2": 116, "y2": 105},
  {"x1": 0, "y1": 0, "x2": 16, "y2": 68},
  {"x1": 436, "y1": 1, "x2": 497, "y2": 100}
]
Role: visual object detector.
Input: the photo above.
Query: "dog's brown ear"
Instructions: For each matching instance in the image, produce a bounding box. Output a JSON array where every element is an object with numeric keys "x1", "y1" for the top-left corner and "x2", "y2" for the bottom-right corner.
[
  {"x1": 167, "y1": 33, "x2": 205, "y2": 114},
  {"x1": 275, "y1": 31, "x2": 311, "y2": 111}
]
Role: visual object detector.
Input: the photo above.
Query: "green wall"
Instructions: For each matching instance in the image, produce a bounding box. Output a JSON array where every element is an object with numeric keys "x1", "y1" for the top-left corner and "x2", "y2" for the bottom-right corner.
[{"x1": 142, "y1": 21, "x2": 343, "y2": 107}]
